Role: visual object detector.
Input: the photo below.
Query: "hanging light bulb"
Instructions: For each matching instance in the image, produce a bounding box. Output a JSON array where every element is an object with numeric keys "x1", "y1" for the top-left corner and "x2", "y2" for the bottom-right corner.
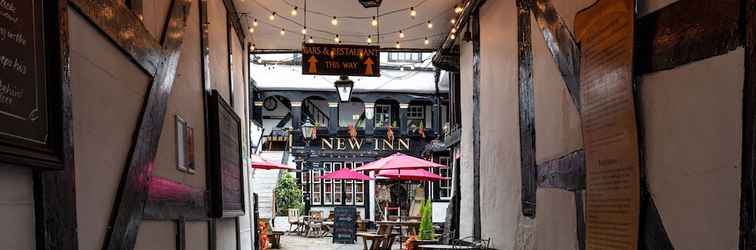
[
  {"x1": 400, "y1": 66, "x2": 404, "y2": 71},
  {"x1": 367, "y1": 35, "x2": 372, "y2": 44},
  {"x1": 308, "y1": 36, "x2": 314, "y2": 43},
  {"x1": 427, "y1": 20, "x2": 433, "y2": 29},
  {"x1": 450, "y1": 33, "x2": 456, "y2": 40},
  {"x1": 291, "y1": 6, "x2": 298, "y2": 16},
  {"x1": 250, "y1": 44, "x2": 255, "y2": 51},
  {"x1": 248, "y1": 27, "x2": 255, "y2": 33},
  {"x1": 334, "y1": 34, "x2": 340, "y2": 43},
  {"x1": 253, "y1": 18, "x2": 258, "y2": 26},
  {"x1": 451, "y1": 27, "x2": 457, "y2": 33},
  {"x1": 399, "y1": 30, "x2": 404, "y2": 38},
  {"x1": 301, "y1": 27, "x2": 307, "y2": 34},
  {"x1": 395, "y1": 41, "x2": 401, "y2": 48},
  {"x1": 280, "y1": 28, "x2": 286, "y2": 35},
  {"x1": 410, "y1": 7, "x2": 416, "y2": 17},
  {"x1": 410, "y1": 65, "x2": 415, "y2": 70},
  {"x1": 331, "y1": 16, "x2": 338, "y2": 25},
  {"x1": 450, "y1": 19, "x2": 456, "y2": 24},
  {"x1": 371, "y1": 16, "x2": 378, "y2": 26},
  {"x1": 455, "y1": 5, "x2": 464, "y2": 13},
  {"x1": 424, "y1": 37, "x2": 429, "y2": 45},
  {"x1": 269, "y1": 12, "x2": 276, "y2": 21}
]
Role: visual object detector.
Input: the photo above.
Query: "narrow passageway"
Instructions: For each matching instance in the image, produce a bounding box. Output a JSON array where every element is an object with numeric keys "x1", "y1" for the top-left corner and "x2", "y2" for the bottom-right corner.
[{"x1": 277, "y1": 235, "x2": 400, "y2": 250}]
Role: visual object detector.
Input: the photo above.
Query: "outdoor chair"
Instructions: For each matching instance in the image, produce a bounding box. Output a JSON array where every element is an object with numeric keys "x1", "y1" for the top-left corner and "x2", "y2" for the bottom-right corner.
[
  {"x1": 450, "y1": 236, "x2": 492, "y2": 250},
  {"x1": 357, "y1": 224, "x2": 397, "y2": 250},
  {"x1": 306, "y1": 211, "x2": 325, "y2": 238},
  {"x1": 287, "y1": 209, "x2": 302, "y2": 234}
]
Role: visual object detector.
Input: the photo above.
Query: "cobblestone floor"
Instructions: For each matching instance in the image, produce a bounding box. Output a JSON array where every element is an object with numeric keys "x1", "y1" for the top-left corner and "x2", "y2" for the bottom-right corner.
[{"x1": 277, "y1": 234, "x2": 401, "y2": 250}]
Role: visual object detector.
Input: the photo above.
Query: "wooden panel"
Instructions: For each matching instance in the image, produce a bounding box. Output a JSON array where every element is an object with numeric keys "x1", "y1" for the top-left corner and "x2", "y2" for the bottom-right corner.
[
  {"x1": 536, "y1": 150, "x2": 585, "y2": 191},
  {"x1": 144, "y1": 177, "x2": 208, "y2": 221},
  {"x1": 741, "y1": 0, "x2": 756, "y2": 249},
  {"x1": 636, "y1": 0, "x2": 740, "y2": 74},
  {"x1": 208, "y1": 90, "x2": 245, "y2": 218},
  {"x1": 471, "y1": 8, "x2": 482, "y2": 241},
  {"x1": 575, "y1": 1, "x2": 640, "y2": 249},
  {"x1": 516, "y1": 0, "x2": 537, "y2": 218}
]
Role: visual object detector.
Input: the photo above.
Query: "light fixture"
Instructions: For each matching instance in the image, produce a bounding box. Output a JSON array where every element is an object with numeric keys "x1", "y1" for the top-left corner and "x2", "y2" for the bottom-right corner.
[
  {"x1": 308, "y1": 36, "x2": 314, "y2": 43},
  {"x1": 334, "y1": 75, "x2": 354, "y2": 103},
  {"x1": 364, "y1": 103, "x2": 375, "y2": 119},
  {"x1": 269, "y1": 12, "x2": 276, "y2": 21},
  {"x1": 371, "y1": 16, "x2": 378, "y2": 26},
  {"x1": 334, "y1": 34, "x2": 340, "y2": 43},
  {"x1": 253, "y1": 18, "x2": 258, "y2": 26},
  {"x1": 410, "y1": 65, "x2": 415, "y2": 70},
  {"x1": 400, "y1": 66, "x2": 404, "y2": 71},
  {"x1": 395, "y1": 41, "x2": 401, "y2": 48},
  {"x1": 451, "y1": 27, "x2": 457, "y2": 33},
  {"x1": 424, "y1": 37, "x2": 429, "y2": 45},
  {"x1": 427, "y1": 20, "x2": 433, "y2": 29},
  {"x1": 301, "y1": 27, "x2": 307, "y2": 34},
  {"x1": 250, "y1": 44, "x2": 255, "y2": 51},
  {"x1": 367, "y1": 35, "x2": 372, "y2": 44},
  {"x1": 455, "y1": 4, "x2": 464, "y2": 13},
  {"x1": 291, "y1": 6, "x2": 298, "y2": 16},
  {"x1": 450, "y1": 19, "x2": 456, "y2": 24},
  {"x1": 399, "y1": 30, "x2": 404, "y2": 38},
  {"x1": 280, "y1": 28, "x2": 286, "y2": 35},
  {"x1": 248, "y1": 27, "x2": 255, "y2": 33},
  {"x1": 410, "y1": 7, "x2": 416, "y2": 17},
  {"x1": 331, "y1": 16, "x2": 338, "y2": 25},
  {"x1": 359, "y1": 0, "x2": 383, "y2": 8},
  {"x1": 450, "y1": 33, "x2": 456, "y2": 40},
  {"x1": 301, "y1": 120, "x2": 315, "y2": 140}
]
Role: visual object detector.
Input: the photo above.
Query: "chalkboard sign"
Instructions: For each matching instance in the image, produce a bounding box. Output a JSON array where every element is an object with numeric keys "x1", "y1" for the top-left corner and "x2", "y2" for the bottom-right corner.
[
  {"x1": 0, "y1": 0, "x2": 70, "y2": 169},
  {"x1": 208, "y1": 90, "x2": 245, "y2": 218},
  {"x1": 332, "y1": 206, "x2": 357, "y2": 244}
]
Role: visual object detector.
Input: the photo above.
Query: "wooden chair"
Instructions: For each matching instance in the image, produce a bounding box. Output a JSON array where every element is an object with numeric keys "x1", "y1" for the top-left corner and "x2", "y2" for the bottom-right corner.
[
  {"x1": 306, "y1": 210, "x2": 325, "y2": 238},
  {"x1": 357, "y1": 224, "x2": 396, "y2": 250},
  {"x1": 287, "y1": 209, "x2": 301, "y2": 234}
]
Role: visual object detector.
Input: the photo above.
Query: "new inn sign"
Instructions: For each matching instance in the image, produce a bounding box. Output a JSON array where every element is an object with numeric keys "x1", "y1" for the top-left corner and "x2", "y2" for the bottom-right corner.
[{"x1": 319, "y1": 137, "x2": 410, "y2": 151}]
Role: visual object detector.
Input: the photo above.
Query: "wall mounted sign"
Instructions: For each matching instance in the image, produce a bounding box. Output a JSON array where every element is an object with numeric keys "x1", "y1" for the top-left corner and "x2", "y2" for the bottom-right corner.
[
  {"x1": 575, "y1": 0, "x2": 640, "y2": 249},
  {"x1": 208, "y1": 90, "x2": 245, "y2": 218},
  {"x1": 301, "y1": 43, "x2": 380, "y2": 77},
  {"x1": 0, "y1": 0, "x2": 69, "y2": 169},
  {"x1": 332, "y1": 206, "x2": 357, "y2": 244},
  {"x1": 175, "y1": 115, "x2": 195, "y2": 174},
  {"x1": 319, "y1": 137, "x2": 411, "y2": 151}
]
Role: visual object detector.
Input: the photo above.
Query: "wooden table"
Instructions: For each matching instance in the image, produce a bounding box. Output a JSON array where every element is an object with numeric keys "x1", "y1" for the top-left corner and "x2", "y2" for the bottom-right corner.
[
  {"x1": 375, "y1": 221, "x2": 421, "y2": 248},
  {"x1": 417, "y1": 244, "x2": 477, "y2": 249}
]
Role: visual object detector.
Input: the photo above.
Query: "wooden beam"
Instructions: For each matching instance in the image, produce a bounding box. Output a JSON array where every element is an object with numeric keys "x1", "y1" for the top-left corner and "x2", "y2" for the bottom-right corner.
[
  {"x1": 471, "y1": 8, "x2": 483, "y2": 241},
  {"x1": 176, "y1": 220, "x2": 186, "y2": 250},
  {"x1": 740, "y1": 0, "x2": 756, "y2": 248},
  {"x1": 222, "y1": 0, "x2": 246, "y2": 46},
  {"x1": 636, "y1": 0, "x2": 740, "y2": 74},
  {"x1": 528, "y1": 0, "x2": 581, "y2": 108},
  {"x1": 102, "y1": 1, "x2": 193, "y2": 249},
  {"x1": 575, "y1": 190, "x2": 586, "y2": 250},
  {"x1": 536, "y1": 150, "x2": 585, "y2": 191},
  {"x1": 69, "y1": 0, "x2": 162, "y2": 76},
  {"x1": 517, "y1": 0, "x2": 537, "y2": 218},
  {"x1": 639, "y1": 190, "x2": 674, "y2": 250}
]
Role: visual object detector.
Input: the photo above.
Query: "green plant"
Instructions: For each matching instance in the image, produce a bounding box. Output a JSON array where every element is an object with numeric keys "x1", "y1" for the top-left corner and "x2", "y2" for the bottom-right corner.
[
  {"x1": 274, "y1": 172, "x2": 304, "y2": 216},
  {"x1": 418, "y1": 199, "x2": 435, "y2": 240}
]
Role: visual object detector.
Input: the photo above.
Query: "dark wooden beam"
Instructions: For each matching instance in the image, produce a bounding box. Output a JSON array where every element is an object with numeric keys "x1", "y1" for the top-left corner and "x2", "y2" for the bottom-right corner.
[
  {"x1": 127, "y1": 0, "x2": 143, "y2": 20},
  {"x1": 102, "y1": 1, "x2": 193, "y2": 249},
  {"x1": 575, "y1": 190, "x2": 586, "y2": 250},
  {"x1": 740, "y1": 0, "x2": 756, "y2": 248},
  {"x1": 144, "y1": 177, "x2": 208, "y2": 221},
  {"x1": 636, "y1": 0, "x2": 741, "y2": 74},
  {"x1": 176, "y1": 220, "x2": 186, "y2": 250},
  {"x1": 471, "y1": 9, "x2": 483, "y2": 241},
  {"x1": 528, "y1": 0, "x2": 581, "y2": 108},
  {"x1": 536, "y1": 150, "x2": 585, "y2": 191},
  {"x1": 517, "y1": 0, "x2": 537, "y2": 218},
  {"x1": 69, "y1": 0, "x2": 162, "y2": 76},
  {"x1": 222, "y1": 0, "x2": 246, "y2": 46},
  {"x1": 639, "y1": 190, "x2": 674, "y2": 250}
]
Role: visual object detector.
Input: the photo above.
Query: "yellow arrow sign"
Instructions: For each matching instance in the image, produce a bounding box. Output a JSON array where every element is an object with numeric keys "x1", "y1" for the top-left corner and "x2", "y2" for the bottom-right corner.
[
  {"x1": 307, "y1": 55, "x2": 318, "y2": 74},
  {"x1": 363, "y1": 57, "x2": 374, "y2": 76}
]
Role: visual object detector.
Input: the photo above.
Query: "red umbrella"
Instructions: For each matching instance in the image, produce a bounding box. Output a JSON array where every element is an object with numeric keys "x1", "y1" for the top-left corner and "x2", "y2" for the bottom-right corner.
[
  {"x1": 319, "y1": 168, "x2": 373, "y2": 181},
  {"x1": 250, "y1": 154, "x2": 296, "y2": 170},
  {"x1": 377, "y1": 169, "x2": 448, "y2": 182},
  {"x1": 354, "y1": 153, "x2": 446, "y2": 172}
]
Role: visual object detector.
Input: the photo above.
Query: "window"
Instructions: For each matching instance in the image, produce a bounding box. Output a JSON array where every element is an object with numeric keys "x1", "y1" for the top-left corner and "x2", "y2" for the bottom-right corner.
[
  {"x1": 312, "y1": 168, "x2": 322, "y2": 205},
  {"x1": 374, "y1": 104, "x2": 393, "y2": 128},
  {"x1": 339, "y1": 102, "x2": 365, "y2": 128},
  {"x1": 333, "y1": 162, "x2": 343, "y2": 204},
  {"x1": 407, "y1": 105, "x2": 425, "y2": 131},
  {"x1": 323, "y1": 163, "x2": 333, "y2": 204},
  {"x1": 388, "y1": 52, "x2": 423, "y2": 63},
  {"x1": 433, "y1": 157, "x2": 451, "y2": 200},
  {"x1": 354, "y1": 162, "x2": 364, "y2": 205},
  {"x1": 344, "y1": 162, "x2": 353, "y2": 205}
]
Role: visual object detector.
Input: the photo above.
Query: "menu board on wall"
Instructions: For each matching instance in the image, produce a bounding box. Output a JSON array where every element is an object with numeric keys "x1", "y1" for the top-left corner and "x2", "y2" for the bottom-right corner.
[
  {"x1": 575, "y1": 0, "x2": 640, "y2": 249},
  {"x1": 209, "y1": 90, "x2": 245, "y2": 218},
  {"x1": 0, "y1": 0, "x2": 67, "y2": 169}
]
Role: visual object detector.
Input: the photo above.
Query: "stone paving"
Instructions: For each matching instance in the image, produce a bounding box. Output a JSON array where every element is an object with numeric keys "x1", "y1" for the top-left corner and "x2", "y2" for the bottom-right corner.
[{"x1": 276, "y1": 234, "x2": 401, "y2": 250}]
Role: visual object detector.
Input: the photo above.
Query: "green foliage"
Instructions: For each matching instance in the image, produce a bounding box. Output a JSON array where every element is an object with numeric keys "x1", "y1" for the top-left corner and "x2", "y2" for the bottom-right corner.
[
  {"x1": 418, "y1": 199, "x2": 435, "y2": 240},
  {"x1": 274, "y1": 172, "x2": 304, "y2": 216}
]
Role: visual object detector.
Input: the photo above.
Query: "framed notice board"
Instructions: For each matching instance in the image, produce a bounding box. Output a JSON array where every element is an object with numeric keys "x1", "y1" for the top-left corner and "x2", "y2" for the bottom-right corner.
[
  {"x1": 0, "y1": 0, "x2": 71, "y2": 169},
  {"x1": 208, "y1": 90, "x2": 245, "y2": 218},
  {"x1": 332, "y1": 206, "x2": 357, "y2": 244}
]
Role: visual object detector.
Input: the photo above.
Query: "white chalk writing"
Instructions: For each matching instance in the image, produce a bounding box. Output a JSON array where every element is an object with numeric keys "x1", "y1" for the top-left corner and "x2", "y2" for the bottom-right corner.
[
  {"x1": 0, "y1": 55, "x2": 27, "y2": 75},
  {"x1": 0, "y1": 27, "x2": 25, "y2": 45},
  {"x1": 0, "y1": 79, "x2": 23, "y2": 105}
]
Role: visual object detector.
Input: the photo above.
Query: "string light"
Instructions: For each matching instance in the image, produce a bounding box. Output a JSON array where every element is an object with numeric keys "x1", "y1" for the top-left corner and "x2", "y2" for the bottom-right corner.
[
  {"x1": 395, "y1": 41, "x2": 401, "y2": 48},
  {"x1": 308, "y1": 36, "x2": 314, "y2": 43},
  {"x1": 331, "y1": 16, "x2": 338, "y2": 25},
  {"x1": 451, "y1": 27, "x2": 457, "y2": 33},
  {"x1": 291, "y1": 6, "x2": 298, "y2": 16},
  {"x1": 424, "y1": 37, "x2": 429, "y2": 45},
  {"x1": 410, "y1": 65, "x2": 415, "y2": 70},
  {"x1": 427, "y1": 20, "x2": 433, "y2": 29},
  {"x1": 248, "y1": 27, "x2": 255, "y2": 33},
  {"x1": 301, "y1": 27, "x2": 307, "y2": 34},
  {"x1": 367, "y1": 35, "x2": 372, "y2": 44},
  {"x1": 410, "y1": 7, "x2": 417, "y2": 17},
  {"x1": 455, "y1": 5, "x2": 464, "y2": 13},
  {"x1": 399, "y1": 30, "x2": 405, "y2": 38},
  {"x1": 269, "y1": 12, "x2": 276, "y2": 21},
  {"x1": 450, "y1": 19, "x2": 456, "y2": 24},
  {"x1": 371, "y1": 16, "x2": 378, "y2": 26},
  {"x1": 280, "y1": 28, "x2": 286, "y2": 35},
  {"x1": 253, "y1": 18, "x2": 258, "y2": 26},
  {"x1": 450, "y1": 33, "x2": 456, "y2": 40},
  {"x1": 334, "y1": 34, "x2": 340, "y2": 43},
  {"x1": 250, "y1": 44, "x2": 255, "y2": 51}
]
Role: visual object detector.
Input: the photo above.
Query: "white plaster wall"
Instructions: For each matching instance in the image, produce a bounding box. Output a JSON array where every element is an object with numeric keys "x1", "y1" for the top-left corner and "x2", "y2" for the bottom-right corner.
[
  {"x1": 477, "y1": 1, "x2": 524, "y2": 249},
  {"x1": 458, "y1": 31, "x2": 475, "y2": 240},
  {"x1": 142, "y1": 0, "x2": 172, "y2": 39},
  {"x1": 69, "y1": 8, "x2": 151, "y2": 250},
  {"x1": 208, "y1": 0, "x2": 230, "y2": 101},
  {"x1": 217, "y1": 218, "x2": 238, "y2": 250},
  {"x1": 535, "y1": 189, "x2": 578, "y2": 250},
  {"x1": 134, "y1": 221, "x2": 176, "y2": 250},
  {"x1": 187, "y1": 221, "x2": 210, "y2": 250},
  {"x1": 432, "y1": 202, "x2": 449, "y2": 223},
  {"x1": 0, "y1": 165, "x2": 35, "y2": 250},
  {"x1": 640, "y1": 49, "x2": 744, "y2": 250}
]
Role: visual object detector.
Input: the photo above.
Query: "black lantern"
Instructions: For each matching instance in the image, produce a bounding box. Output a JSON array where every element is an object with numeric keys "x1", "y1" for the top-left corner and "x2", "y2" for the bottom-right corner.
[
  {"x1": 334, "y1": 75, "x2": 354, "y2": 103},
  {"x1": 358, "y1": 0, "x2": 382, "y2": 8},
  {"x1": 301, "y1": 119, "x2": 315, "y2": 140}
]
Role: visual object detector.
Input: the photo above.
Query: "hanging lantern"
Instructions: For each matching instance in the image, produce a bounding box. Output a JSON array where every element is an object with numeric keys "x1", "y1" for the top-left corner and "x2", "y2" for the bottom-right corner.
[
  {"x1": 334, "y1": 75, "x2": 354, "y2": 102},
  {"x1": 358, "y1": 0, "x2": 382, "y2": 8}
]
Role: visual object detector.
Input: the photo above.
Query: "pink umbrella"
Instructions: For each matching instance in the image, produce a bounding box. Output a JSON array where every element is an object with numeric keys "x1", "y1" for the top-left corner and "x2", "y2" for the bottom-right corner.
[
  {"x1": 319, "y1": 168, "x2": 373, "y2": 181},
  {"x1": 354, "y1": 153, "x2": 446, "y2": 172},
  {"x1": 250, "y1": 154, "x2": 296, "y2": 170},
  {"x1": 377, "y1": 169, "x2": 448, "y2": 182}
]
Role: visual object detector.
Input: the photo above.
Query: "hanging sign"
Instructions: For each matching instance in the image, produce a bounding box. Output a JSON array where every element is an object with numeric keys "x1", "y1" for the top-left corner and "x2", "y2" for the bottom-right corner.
[
  {"x1": 575, "y1": 0, "x2": 639, "y2": 249},
  {"x1": 301, "y1": 43, "x2": 380, "y2": 77}
]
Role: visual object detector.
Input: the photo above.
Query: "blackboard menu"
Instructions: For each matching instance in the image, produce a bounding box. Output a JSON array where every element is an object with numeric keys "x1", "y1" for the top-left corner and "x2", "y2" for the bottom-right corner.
[
  {"x1": 0, "y1": 0, "x2": 48, "y2": 147},
  {"x1": 209, "y1": 90, "x2": 245, "y2": 218},
  {"x1": 332, "y1": 206, "x2": 357, "y2": 244}
]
